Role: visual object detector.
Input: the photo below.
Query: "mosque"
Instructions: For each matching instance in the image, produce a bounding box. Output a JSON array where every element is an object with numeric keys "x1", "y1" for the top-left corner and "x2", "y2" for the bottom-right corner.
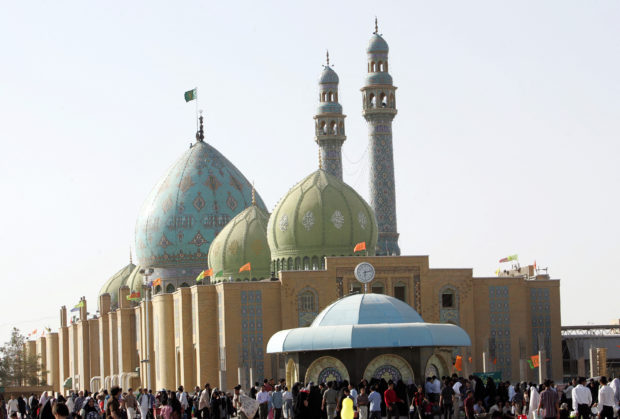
[{"x1": 29, "y1": 24, "x2": 563, "y2": 393}]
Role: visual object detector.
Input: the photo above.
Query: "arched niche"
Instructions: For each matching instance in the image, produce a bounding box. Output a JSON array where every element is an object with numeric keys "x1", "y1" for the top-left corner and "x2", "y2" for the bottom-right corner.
[
  {"x1": 286, "y1": 358, "x2": 298, "y2": 388},
  {"x1": 363, "y1": 353, "x2": 415, "y2": 384},
  {"x1": 304, "y1": 356, "x2": 349, "y2": 385},
  {"x1": 424, "y1": 353, "x2": 450, "y2": 379}
]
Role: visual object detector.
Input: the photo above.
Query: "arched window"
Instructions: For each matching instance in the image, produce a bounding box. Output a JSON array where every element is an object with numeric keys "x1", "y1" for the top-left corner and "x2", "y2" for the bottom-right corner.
[
  {"x1": 394, "y1": 282, "x2": 407, "y2": 302},
  {"x1": 439, "y1": 285, "x2": 460, "y2": 325},
  {"x1": 276, "y1": 259, "x2": 281, "y2": 272},
  {"x1": 369, "y1": 93, "x2": 376, "y2": 108},
  {"x1": 166, "y1": 284, "x2": 175, "y2": 293},
  {"x1": 385, "y1": 61, "x2": 388, "y2": 72},
  {"x1": 321, "y1": 92, "x2": 326, "y2": 102},
  {"x1": 339, "y1": 122, "x2": 344, "y2": 135},
  {"x1": 329, "y1": 121, "x2": 337, "y2": 135},
  {"x1": 155, "y1": 285, "x2": 162, "y2": 294},
  {"x1": 371, "y1": 61, "x2": 376, "y2": 72},
  {"x1": 328, "y1": 92, "x2": 334, "y2": 102},
  {"x1": 303, "y1": 256, "x2": 310, "y2": 270},
  {"x1": 180, "y1": 282, "x2": 189, "y2": 288},
  {"x1": 390, "y1": 94, "x2": 395, "y2": 108},
  {"x1": 287, "y1": 257, "x2": 293, "y2": 270},
  {"x1": 371, "y1": 282, "x2": 384, "y2": 294},
  {"x1": 294, "y1": 257, "x2": 301, "y2": 270},
  {"x1": 320, "y1": 121, "x2": 327, "y2": 135},
  {"x1": 380, "y1": 92, "x2": 388, "y2": 108},
  {"x1": 378, "y1": 61, "x2": 384, "y2": 72},
  {"x1": 297, "y1": 287, "x2": 319, "y2": 326},
  {"x1": 320, "y1": 256, "x2": 326, "y2": 269},
  {"x1": 311, "y1": 256, "x2": 319, "y2": 270}
]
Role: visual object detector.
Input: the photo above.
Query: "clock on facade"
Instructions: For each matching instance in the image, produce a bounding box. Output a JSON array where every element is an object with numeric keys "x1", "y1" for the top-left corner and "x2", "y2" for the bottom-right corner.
[{"x1": 354, "y1": 262, "x2": 375, "y2": 284}]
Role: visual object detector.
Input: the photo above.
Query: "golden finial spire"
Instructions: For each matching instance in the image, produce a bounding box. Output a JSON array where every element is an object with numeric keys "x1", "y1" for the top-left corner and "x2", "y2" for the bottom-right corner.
[
  {"x1": 374, "y1": 17, "x2": 378, "y2": 34},
  {"x1": 196, "y1": 110, "x2": 204, "y2": 142},
  {"x1": 326, "y1": 50, "x2": 330, "y2": 66},
  {"x1": 129, "y1": 246, "x2": 133, "y2": 264},
  {"x1": 318, "y1": 149, "x2": 323, "y2": 170},
  {"x1": 251, "y1": 182, "x2": 256, "y2": 206}
]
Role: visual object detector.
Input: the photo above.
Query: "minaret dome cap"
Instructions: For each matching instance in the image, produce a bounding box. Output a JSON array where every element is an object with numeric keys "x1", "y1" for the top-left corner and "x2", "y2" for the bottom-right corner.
[
  {"x1": 367, "y1": 34, "x2": 389, "y2": 54},
  {"x1": 319, "y1": 66, "x2": 339, "y2": 84}
]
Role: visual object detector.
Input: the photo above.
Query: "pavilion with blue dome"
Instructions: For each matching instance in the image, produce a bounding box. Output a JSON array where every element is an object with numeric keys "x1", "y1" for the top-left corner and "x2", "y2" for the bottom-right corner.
[{"x1": 267, "y1": 293, "x2": 471, "y2": 384}]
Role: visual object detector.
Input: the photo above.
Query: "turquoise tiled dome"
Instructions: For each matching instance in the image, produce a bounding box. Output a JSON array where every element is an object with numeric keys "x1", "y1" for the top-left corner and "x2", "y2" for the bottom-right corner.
[
  {"x1": 135, "y1": 141, "x2": 267, "y2": 269},
  {"x1": 365, "y1": 72, "x2": 393, "y2": 86},
  {"x1": 367, "y1": 34, "x2": 389, "y2": 53},
  {"x1": 319, "y1": 66, "x2": 339, "y2": 84}
]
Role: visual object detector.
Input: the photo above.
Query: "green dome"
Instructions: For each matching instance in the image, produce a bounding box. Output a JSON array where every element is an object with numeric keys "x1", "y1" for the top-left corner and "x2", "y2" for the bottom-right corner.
[
  {"x1": 267, "y1": 170, "x2": 377, "y2": 270},
  {"x1": 98, "y1": 263, "x2": 144, "y2": 309},
  {"x1": 208, "y1": 204, "x2": 271, "y2": 282}
]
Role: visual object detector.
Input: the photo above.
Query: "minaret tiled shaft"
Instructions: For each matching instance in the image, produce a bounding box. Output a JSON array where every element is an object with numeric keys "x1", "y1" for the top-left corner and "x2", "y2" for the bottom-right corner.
[
  {"x1": 314, "y1": 53, "x2": 346, "y2": 180},
  {"x1": 362, "y1": 29, "x2": 400, "y2": 256}
]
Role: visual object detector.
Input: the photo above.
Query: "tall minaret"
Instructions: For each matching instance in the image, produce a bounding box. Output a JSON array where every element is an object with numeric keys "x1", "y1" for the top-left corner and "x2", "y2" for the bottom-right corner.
[
  {"x1": 315, "y1": 51, "x2": 346, "y2": 180},
  {"x1": 362, "y1": 20, "x2": 400, "y2": 256}
]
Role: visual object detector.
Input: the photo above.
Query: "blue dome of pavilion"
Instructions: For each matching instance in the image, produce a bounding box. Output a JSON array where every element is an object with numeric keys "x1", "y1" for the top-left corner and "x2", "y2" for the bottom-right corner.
[
  {"x1": 312, "y1": 294, "x2": 423, "y2": 326},
  {"x1": 267, "y1": 293, "x2": 471, "y2": 353},
  {"x1": 135, "y1": 140, "x2": 267, "y2": 269},
  {"x1": 367, "y1": 34, "x2": 389, "y2": 54}
]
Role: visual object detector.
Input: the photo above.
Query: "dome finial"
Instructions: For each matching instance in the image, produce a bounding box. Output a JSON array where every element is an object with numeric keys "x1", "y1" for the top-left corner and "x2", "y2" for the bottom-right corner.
[
  {"x1": 326, "y1": 50, "x2": 330, "y2": 67},
  {"x1": 196, "y1": 110, "x2": 205, "y2": 142},
  {"x1": 251, "y1": 181, "x2": 256, "y2": 206},
  {"x1": 129, "y1": 245, "x2": 133, "y2": 264},
  {"x1": 374, "y1": 16, "x2": 378, "y2": 34}
]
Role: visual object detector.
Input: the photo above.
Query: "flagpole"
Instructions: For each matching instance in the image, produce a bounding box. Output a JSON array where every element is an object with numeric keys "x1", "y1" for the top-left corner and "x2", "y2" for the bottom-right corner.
[{"x1": 195, "y1": 86, "x2": 199, "y2": 130}]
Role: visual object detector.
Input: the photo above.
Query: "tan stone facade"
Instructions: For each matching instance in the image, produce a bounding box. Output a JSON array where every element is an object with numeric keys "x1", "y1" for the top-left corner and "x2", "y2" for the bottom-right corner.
[{"x1": 38, "y1": 255, "x2": 561, "y2": 393}]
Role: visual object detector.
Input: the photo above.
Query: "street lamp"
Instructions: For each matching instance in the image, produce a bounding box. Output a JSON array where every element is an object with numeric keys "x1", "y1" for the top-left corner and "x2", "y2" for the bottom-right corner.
[{"x1": 139, "y1": 267, "x2": 154, "y2": 391}]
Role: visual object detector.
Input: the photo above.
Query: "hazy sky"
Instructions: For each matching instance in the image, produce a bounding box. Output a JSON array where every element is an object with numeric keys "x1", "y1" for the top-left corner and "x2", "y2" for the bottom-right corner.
[{"x1": 1, "y1": 1, "x2": 618, "y2": 344}]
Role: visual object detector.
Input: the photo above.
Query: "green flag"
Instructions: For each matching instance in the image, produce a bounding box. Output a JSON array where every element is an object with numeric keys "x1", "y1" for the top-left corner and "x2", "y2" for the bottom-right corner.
[
  {"x1": 184, "y1": 88, "x2": 197, "y2": 102},
  {"x1": 215, "y1": 270, "x2": 224, "y2": 277}
]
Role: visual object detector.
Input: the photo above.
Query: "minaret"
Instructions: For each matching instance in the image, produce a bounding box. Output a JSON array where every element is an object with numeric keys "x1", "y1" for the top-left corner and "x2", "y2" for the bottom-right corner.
[
  {"x1": 315, "y1": 51, "x2": 346, "y2": 180},
  {"x1": 362, "y1": 20, "x2": 400, "y2": 256}
]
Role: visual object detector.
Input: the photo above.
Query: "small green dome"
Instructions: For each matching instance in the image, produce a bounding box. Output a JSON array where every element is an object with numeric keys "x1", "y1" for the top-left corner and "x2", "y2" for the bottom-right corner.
[
  {"x1": 208, "y1": 204, "x2": 271, "y2": 282},
  {"x1": 267, "y1": 170, "x2": 377, "y2": 269},
  {"x1": 98, "y1": 263, "x2": 144, "y2": 309}
]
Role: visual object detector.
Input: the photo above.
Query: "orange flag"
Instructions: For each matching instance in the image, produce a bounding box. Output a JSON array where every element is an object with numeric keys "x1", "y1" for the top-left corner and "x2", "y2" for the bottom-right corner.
[
  {"x1": 152, "y1": 278, "x2": 162, "y2": 287},
  {"x1": 468, "y1": 356, "x2": 473, "y2": 363},
  {"x1": 354, "y1": 242, "x2": 366, "y2": 252},
  {"x1": 492, "y1": 358, "x2": 497, "y2": 365},
  {"x1": 239, "y1": 262, "x2": 251, "y2": 273},
  {"x1": 530, "y1": 354, "x2": 540, "y2": 368},
  {"x1": 454, "y1": 355, "x2": 463, "y2": 371}
]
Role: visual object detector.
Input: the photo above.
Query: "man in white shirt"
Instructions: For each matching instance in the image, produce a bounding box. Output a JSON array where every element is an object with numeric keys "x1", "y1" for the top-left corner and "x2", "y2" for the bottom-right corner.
[
  {"x1": 597, "y1": 377, "x2": 615, "y2": 419},
  {"x1": 453, "y1": 379, "x2": 463, "y2": 408},
  {"x1": 507, "y1": 381, "x2": 516, "y2": 402},
  {"x1": 564, "y1": 379, "x2": 576, "y2": 411},
  {"x1": 572, "y1": 377, "x2": 592, "y2": 419},
  {"x1": 177, "y1": 386, "x2": 189, "y2": 415},
  {"x1": 7, "y1": 395, "x2": 19, "y2": 417},
  {"x1": 348, "y1": 383, "x2": 358, "y2": 407},
  {"x1": 256, "y1": 385, "x2": 271, "y2": 419}
]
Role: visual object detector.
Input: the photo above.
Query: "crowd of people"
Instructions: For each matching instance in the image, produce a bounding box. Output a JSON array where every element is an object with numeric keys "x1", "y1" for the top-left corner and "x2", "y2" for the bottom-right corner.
[{"x1": 1, "y1": 375, "x2": 619, "y2": 419}]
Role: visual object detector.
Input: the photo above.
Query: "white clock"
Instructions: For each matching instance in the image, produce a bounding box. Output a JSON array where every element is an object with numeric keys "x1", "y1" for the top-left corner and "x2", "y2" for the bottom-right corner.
[{"x1": 354, "y1": 262, "x2": 375, "y2": 284}]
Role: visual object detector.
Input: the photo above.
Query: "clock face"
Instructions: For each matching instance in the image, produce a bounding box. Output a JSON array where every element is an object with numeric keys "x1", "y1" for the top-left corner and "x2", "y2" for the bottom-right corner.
[{"x1": 354, "y1": 262, "x2": 375, "y2": 284}]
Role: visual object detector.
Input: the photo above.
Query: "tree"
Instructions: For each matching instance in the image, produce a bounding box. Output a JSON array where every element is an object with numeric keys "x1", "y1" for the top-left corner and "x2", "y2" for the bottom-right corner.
[{"x1": 0, "y1": 327, "x2": 44, "y2": 386}]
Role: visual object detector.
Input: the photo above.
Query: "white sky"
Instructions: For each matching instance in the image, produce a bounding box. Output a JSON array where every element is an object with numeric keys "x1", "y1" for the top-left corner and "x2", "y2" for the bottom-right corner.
[{"x1": 1, "y1": 1, "x2": 618, "y2": 344}]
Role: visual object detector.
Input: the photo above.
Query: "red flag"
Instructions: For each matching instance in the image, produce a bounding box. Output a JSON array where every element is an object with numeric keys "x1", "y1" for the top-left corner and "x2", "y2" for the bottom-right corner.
[
  {"x1": 239, "y1": 262, "x2": 251, "y2": 273},
  {"x1": 530, "y1": 355, "x2": 540, "y2": 368},
  {"x1": 354, "y1": 242, "x2": 366, "y2": 252},
  {"x1": 454, "y1": 355, "x2": 463, "y2": 371},
  {"x1": 492, "y1": 358, "x2": 497, "y2": 365}
]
